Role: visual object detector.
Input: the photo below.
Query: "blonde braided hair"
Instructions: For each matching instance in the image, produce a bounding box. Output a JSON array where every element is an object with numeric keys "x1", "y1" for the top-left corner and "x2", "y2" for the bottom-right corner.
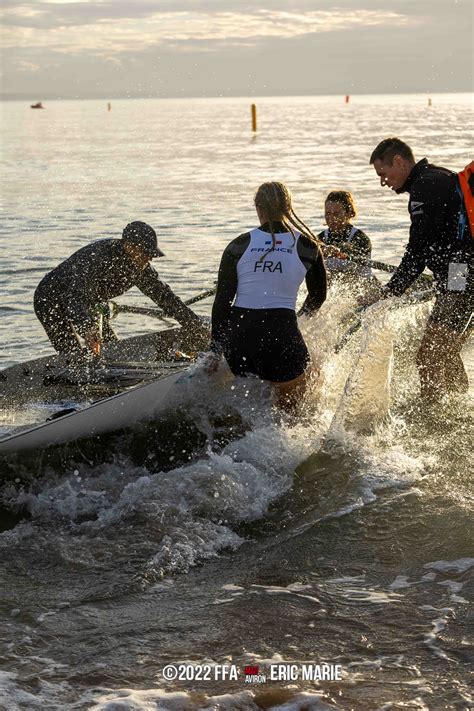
[{"x1": 254, "y1": 182, "x2": 321, "y2": 261}]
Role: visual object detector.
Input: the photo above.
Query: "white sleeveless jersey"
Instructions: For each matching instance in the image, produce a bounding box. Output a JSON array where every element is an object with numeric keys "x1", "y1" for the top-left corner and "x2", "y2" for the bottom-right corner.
[{"x1": 234, "y1": 228, "x2": 307, "y2": 310}]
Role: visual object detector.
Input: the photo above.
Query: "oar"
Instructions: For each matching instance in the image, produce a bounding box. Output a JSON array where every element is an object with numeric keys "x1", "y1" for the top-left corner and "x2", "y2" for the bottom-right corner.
[
  {"x1": 334, "y1": 306, "x2": 366, "y2": 353},
  {"x1": 184, "y1": 285, "x2": 217, "y2": 305},
  {"x1": 368, "y1": 259, "x2": 432, "y2": 283},
  {"x1": 367, "y1": 258, "x2": 398, "y2": 274},
  {"x1": 109, "y1": 284, "x2": 217, "y2": 320},
  {"x1": 110, "y1": 303, "x2": 170, "y2": 321},
  {"x1": 334, "y1": 289, "x2": 434, "y2": 353},
  {"x1": 341, "y1": 255, "x2": 433, "y2": 283}
]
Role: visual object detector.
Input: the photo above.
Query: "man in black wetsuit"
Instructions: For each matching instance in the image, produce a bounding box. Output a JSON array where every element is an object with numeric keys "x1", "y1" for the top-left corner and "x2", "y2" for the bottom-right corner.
[
  {"x1": 363, "y1": 138, "x2": 473, "y2": 401},
  {"x1": 34, "y1": 221, "x2": 206, "y2": 356}
]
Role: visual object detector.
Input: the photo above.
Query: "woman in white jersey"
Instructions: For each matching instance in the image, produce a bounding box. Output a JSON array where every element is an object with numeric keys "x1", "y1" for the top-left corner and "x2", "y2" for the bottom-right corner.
[{"x1": 209, "y1": 182, "x2": 327, "y2": 410}]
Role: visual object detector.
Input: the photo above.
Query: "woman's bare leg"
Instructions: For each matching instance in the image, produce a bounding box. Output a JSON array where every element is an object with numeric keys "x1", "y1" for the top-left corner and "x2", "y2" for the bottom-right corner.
[{"x1": 270, "y1": 367, "x2": 317, "y2": 413}]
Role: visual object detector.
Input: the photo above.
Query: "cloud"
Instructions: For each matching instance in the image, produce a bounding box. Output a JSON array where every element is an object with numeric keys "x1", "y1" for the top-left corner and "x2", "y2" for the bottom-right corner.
[
  {"x1": 15, "y1": 59, "x2": 41, "y2": 72},
  {"x1": 0, "y1": 0, "x2": 471, "y2": 98},
  {"x1": 1, "y1": 0, "x2": 470, "y2": 29},
  {"x1": 1, "y1": 7, "x2": 418, "y2": 57}
]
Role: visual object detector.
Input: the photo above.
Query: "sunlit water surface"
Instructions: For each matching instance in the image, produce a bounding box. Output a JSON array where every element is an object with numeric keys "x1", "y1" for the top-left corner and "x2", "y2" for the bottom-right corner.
[{"x1": 0, "y1": 94, "x2": 473, "y2": 710}]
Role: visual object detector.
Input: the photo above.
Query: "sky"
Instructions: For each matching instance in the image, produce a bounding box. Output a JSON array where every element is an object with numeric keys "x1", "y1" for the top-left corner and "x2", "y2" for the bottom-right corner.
[{"x1": 0, "y1": 0, "x2": 472, "y2": 99}]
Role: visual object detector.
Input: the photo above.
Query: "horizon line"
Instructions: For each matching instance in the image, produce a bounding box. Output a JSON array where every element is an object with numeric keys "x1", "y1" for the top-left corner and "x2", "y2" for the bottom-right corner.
[{"x1": 1, "y1": 90, "x2": 473, "y2": 103}]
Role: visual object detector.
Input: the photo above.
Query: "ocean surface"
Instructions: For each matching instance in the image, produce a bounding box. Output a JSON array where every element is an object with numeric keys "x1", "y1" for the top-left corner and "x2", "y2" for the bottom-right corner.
[{"x1": 0, "y1": 94, "x2": 473, "y2": 710}]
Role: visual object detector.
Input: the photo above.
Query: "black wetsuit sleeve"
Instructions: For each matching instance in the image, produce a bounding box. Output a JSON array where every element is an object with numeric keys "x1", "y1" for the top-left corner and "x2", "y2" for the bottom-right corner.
[
  {"x1": 135, "y1": 266, "x2": 201, "y2": 326},
  {"x1": 386, "y1": 181, "x2": 433, "y2": 296},
  {"x1": 298, "y1": 238, "x2": 327, "y2": 315},
  {"x1": 347, "y1": 230, "x2": 371, "y2": 259},
  {"x1": 65, "y1": 295, "x2": 96, "y2": 335},
  {"x1": 211, "y1": 234, "x2": 249, "y2": 353}
]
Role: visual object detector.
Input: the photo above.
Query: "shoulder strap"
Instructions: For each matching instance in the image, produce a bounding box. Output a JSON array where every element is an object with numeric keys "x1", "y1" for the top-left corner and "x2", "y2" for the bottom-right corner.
[{"x1": 458, "y1": 161, "x2": 474, "y2": 239}]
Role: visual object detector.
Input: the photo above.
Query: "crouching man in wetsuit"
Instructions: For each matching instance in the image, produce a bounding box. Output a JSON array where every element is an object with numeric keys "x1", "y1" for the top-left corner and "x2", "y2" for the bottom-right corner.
[
  {"x1": 361, "y1": 138, "x2": 473, "y2": 402},
  {"x1": 34, "y1": 221, "x2": 208, "y2": 356}
]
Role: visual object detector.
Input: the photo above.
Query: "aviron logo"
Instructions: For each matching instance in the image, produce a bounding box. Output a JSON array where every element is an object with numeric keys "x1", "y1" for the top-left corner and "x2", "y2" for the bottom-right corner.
[
  {"x1": 244, "y1": 666, "x2": 259, "y2": 675},
  {"x1": 243, "y1": 664, "x2": 266, "y2": 684}
]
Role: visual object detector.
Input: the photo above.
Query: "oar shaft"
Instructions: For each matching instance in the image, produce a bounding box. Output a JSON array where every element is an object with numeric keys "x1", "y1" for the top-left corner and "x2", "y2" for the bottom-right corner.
[
  {"x1": 110, "y1": 284, "x2": 217, "y2": 321},
  {"x1": 345, "y1": 255, "x2": 433, "y2": 282},
  {"x1": 113, "y1": 304, "x2": 167, "y2": 319},
  {"x1": 184, "y1": 286, "x2": 217, "y2": 305},
  {"x1": 368, "y1": 259, "x2": 397, "y2": 274},
  {"x1": 370, "y1": 259, "x2": 432, "y2": 282}
]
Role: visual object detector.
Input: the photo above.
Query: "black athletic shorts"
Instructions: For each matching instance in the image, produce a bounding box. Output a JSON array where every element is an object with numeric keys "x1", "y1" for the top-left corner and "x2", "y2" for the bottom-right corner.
[{"x1": 222, "y1": 307, "x2": 310, "y2": 383}]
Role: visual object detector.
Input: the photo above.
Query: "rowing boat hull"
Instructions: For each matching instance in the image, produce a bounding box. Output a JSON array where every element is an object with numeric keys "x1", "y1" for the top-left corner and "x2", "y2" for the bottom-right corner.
[
  {"x1": 0, "y1": 326, "x2": 207, "y2": 407},
  {"x1": 0, "y1": 367, "x2": 189, "y2": 455}
]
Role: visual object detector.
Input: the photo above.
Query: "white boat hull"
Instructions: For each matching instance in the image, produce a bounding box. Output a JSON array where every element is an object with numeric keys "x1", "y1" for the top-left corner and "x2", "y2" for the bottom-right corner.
[{"x1": 0, "y1": 367, "x2": 189, "y2": 455}]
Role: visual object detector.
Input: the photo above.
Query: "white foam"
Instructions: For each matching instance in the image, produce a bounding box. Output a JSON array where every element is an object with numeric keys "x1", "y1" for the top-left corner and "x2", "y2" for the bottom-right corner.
[
  {"x1": 449, "y1": 595, "x2": 469, "y2": 604},
  {"x1": 437, "y1": 580, "x2": 464, "y2": 593},
  {"x1": 423, "y1": 614, "x2": 454, "y2": 661},
  {"x1": 249, "y1": 583, "x2": 321, "y2": 605},
  {"x1": 389, "y1": 575, "x2": 414, "y2": 590},
  {"x1": 424, "y1": 558, "x2": 474, "y2": 574},
  {"x1": 1, "y1": 284, "x2": 448, "y2": 588},
  {"x1": 83, "y1": 687, "x2": 340, "y2": 711},
  {"x1": 322, "y1": 576, "x2": 403, "y2": 605}
]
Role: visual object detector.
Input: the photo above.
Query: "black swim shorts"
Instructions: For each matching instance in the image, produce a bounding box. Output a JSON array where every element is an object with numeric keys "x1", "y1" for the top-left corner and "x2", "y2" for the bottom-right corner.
[{"x1": 223, "y1": 307, "x2": 310, "y2": 382}]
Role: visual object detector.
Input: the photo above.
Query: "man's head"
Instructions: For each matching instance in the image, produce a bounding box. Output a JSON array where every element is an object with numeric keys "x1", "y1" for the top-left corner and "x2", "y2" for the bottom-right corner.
[
  {"x1": 122, "y1": 221, "x2": 164, "y2": 269},
  {"x1": 370, "y1": 138, "x2": 416, "y2": 193}
]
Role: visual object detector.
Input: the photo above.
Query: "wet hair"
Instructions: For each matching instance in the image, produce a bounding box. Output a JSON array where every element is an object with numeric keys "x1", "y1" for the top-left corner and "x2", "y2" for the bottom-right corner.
[
  {"x1": 325, "y1": 190, "x2": 356, "y2": 219},
  {"x1": 370, "y1": 138, "x2": 415, "y2": 166},
  {"x1": 254, "y1": 182, "x2": 321, "y2": 260}
]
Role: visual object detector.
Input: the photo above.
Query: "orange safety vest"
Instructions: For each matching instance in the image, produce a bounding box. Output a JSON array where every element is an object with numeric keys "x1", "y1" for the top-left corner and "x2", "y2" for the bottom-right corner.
[{"x1": 458, "y1": 160, "x2": 474, "y2": 238}]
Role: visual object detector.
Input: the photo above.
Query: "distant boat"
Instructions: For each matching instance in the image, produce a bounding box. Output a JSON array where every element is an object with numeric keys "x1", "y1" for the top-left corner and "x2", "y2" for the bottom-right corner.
[{"x1": 30, "y1": 102, "x2": 44, "y2": 109}]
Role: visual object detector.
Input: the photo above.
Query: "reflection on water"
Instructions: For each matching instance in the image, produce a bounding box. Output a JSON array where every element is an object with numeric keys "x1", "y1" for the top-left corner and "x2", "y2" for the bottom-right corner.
[
  {"x1": 0, "y1": 94, "x2": 472, "y2": 710},
  {"x1": 1, "y1": 93, "x2": 472, "y2": 369}
]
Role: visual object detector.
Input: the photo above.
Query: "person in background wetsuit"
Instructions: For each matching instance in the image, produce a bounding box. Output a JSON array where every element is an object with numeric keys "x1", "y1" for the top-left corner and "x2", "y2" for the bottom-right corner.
[
  {"x1": 208, "y1": 181, "x2": 327, "y2": 411},
  {"x1": 34, "y1": 221, "x2": 207, "y2": 357},
  {"x1": 319, "y1": 191, "x2": 379, "y2": 296},
  {"x1": 319, "y1": 191, "x2": 371, "y2": 277},
  {"x1": 362, "y1": 137, "x2": 473, "y2": 402}
]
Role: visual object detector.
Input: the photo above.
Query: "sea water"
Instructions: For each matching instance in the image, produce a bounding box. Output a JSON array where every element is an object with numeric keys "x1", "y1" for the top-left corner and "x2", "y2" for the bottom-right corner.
[{"x1": 0, "y1": 94, "x2": 473, "y2": 710}]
